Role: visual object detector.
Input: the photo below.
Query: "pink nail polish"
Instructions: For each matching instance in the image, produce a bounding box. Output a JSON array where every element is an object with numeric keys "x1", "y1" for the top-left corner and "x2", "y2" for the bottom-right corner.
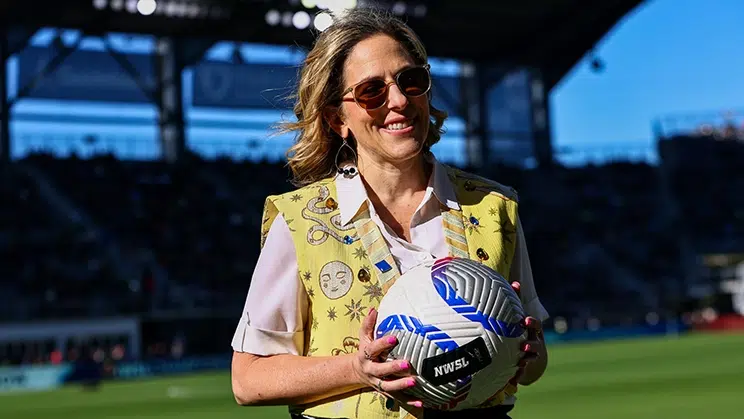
[
  {"x1": 400, "y1": 361, "x2": 410, "y2": 369},
  {"x1": 407, "y1": 379, "x2": 416, "y2": 387},
  {"x1": 414, "y1": 401, "x2": 423, "y2": 408},
  {"x1": 523, "y1": 344, "x2": 531, "y2": 352},
  {"x1": 388, "y1": 336, "x2": 397, "y2": 344}
]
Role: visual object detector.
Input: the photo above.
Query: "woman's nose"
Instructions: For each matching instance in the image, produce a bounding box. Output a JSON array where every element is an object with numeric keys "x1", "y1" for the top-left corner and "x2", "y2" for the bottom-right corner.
[{"x1": 386, "y1": 83, "x2": 409, "y2": 110}]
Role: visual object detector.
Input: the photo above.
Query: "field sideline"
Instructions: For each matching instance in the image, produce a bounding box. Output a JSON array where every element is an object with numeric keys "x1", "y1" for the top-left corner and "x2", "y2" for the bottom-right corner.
[{"x1": 4, "y1": 332, "x2": 743, "y2": 419}]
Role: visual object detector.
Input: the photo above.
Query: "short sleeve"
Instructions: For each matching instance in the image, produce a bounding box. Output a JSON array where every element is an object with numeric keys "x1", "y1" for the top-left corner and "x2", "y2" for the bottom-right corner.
[
  {"x1": 509, "y1": 216, "x2": 550, "y2": 322},
  {"x1": 231, "y1": 213, "x2": 308, "y2": 356}
]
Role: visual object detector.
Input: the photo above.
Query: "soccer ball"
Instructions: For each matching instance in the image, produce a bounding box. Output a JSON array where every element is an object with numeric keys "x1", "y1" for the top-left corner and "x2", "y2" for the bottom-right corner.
[{"x1": 374, "y1": 257, "x2": 526, "y2": 411}]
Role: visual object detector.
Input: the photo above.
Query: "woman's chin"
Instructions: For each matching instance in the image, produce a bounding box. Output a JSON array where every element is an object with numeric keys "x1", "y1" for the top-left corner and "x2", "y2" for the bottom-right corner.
[{"x1": 382, "y1": 143, "x2": 426, "y2": 164}]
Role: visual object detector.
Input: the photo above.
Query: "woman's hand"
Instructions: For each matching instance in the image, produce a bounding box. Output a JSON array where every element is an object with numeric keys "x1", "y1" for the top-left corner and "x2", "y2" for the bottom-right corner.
[
  {"x1": 509, "y1": 282, "x2": 547, "y2": 385},
  {"x1": 352, "y1": 308, "x2": 422, "y2": 408}
]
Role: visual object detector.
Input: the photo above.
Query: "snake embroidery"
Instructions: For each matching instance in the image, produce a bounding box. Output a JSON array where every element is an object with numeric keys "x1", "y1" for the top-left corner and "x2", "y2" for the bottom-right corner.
[{"x1": 302, "y1": 185, "x2": 357, "y2": 245}]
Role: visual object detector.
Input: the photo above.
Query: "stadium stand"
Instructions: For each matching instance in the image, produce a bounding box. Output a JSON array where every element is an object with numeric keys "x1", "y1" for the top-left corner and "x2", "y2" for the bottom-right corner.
[
  {"x1": 0, "y1": 162, "x2": 129, "y2": 322},
  {"x1": 660, "y1": 135, "x2": 744, "y2": 252},
  {"x1": 3, "y1": 145, "x2": 710, "y2": 326},
  {"x1": 3, "y1": 133, "x2": 744, "y2": 366},
  {"x1": 17, "y1": 152, "x2": 292, "y2": 313}
]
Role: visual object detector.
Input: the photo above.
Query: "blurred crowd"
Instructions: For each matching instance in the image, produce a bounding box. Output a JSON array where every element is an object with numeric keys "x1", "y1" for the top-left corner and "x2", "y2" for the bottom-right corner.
[
  {"x1": 0, "y1": 334, "x2": 129, "y2": 367},
  {"x1": 661, "y1": 135, "x2": 744, "y2": 248},
  {"x1": 1, "y1": 134, "x2": 743, "y2": 364}
]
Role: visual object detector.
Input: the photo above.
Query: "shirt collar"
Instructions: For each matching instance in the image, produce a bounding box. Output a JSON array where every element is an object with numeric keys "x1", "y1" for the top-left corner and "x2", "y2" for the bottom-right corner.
[
  {"x1": 429, "y1": 154, "x2": 460, "y2": 212},
  {"x1": 335, "y1": 154, "x2": 460, "y2": 227}
]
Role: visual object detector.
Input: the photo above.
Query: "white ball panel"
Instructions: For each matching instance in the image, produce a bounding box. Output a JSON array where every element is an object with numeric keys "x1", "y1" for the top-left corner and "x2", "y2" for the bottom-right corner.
[{"x1": 374, "y1": 257, "x2": 526, "y2": 411}]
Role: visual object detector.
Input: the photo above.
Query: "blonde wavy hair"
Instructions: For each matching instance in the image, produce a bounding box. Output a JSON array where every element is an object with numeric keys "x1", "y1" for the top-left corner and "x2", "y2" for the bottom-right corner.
[{"x1": 278, "y1": 8, "x2": 448, "y2": 187}]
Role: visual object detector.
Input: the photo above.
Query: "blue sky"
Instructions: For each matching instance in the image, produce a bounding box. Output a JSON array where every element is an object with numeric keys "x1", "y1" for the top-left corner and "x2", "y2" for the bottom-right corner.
[
  {"x1": 6, "y1": 0, "x2": 743, "y2": 166},
  {"x1": 551, "y1": 0, "x2": 744, "y2": 158}
]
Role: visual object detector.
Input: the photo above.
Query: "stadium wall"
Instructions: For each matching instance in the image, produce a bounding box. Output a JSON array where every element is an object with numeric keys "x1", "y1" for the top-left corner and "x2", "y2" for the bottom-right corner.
[
  {"x1": 7, "y1": 320, "x2": 744, "y2": 395},
  {"x1": 0, "y1": 364, "x2": 73, "y2": 393},
  {"x1": 0, "y1": 355, "x2": 231, "y2": 394}
]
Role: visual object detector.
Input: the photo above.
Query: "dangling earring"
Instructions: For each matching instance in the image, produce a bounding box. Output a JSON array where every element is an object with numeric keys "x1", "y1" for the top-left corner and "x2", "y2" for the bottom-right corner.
[{"x1": 335, "y1": 139, "x2": 358, "y2": 179}]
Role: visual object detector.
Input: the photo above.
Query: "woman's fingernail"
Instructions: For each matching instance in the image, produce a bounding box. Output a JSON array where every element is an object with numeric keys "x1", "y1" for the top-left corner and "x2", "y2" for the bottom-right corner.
[
  {"x1": 400, "y1": 361, "x2": 410, "y2": 369},
  {"x1": 388, "y1": 336, "x2": 397, "y2": 344},
  {"x1": 407, "y1": 379, "x2": 416, "y2": 387},
  {"x1": 525, "y1": 317, "x2": 533, "y2": 326},
  {"x1": 523, "y1": 344, "x2": 532, "y2": 352},
  {"x1": 414, "y1": 401, "x2": 423, "y2": 408}
]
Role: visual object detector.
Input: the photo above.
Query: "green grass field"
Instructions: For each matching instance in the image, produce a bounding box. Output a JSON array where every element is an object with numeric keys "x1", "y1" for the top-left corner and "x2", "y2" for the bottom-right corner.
[{"x1": 4, "y1": 332, "x2": 743, "y2": 419}]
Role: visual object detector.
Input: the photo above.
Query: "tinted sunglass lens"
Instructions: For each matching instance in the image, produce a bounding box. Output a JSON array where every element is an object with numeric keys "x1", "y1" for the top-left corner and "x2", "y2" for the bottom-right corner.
[
  {"x1": 398, "y1": 67, "x2": 430, "y2": 96},
  {"x1": 354, "y1": 80, "x2": 388, "y2": 109}
]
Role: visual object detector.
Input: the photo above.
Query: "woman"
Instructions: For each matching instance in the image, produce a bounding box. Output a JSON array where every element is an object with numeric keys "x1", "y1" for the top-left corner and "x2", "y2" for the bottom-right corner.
[{"x1": 231, "y1": 8, "x2": 549, "y2": 419}]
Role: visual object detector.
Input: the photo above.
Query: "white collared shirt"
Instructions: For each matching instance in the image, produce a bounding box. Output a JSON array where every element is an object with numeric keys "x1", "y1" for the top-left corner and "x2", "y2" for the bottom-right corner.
[{"x1": 232, "y1": 159, "x2": 549, "y2": 359}]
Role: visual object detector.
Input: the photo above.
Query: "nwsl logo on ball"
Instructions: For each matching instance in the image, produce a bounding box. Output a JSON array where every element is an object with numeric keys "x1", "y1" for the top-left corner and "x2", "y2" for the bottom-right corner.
[{"x1": 434, "y1": 357, "x2": 469, "y2": 377}]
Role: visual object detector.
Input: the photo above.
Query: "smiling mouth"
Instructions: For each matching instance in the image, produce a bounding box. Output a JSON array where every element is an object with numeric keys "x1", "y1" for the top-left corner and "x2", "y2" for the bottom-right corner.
[
  {"x1": 384, "y1": 121, "x2": 412, "y2": 130},
  {"x1": 331, "y1": 287, "x2": 338, "y2": 292},
  {"x1": 382, "y1": 117, "x2": 415, "y2": 131}
]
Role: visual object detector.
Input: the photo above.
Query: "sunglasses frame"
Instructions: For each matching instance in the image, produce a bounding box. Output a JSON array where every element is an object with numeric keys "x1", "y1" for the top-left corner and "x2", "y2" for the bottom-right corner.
[{"x1": 340, "y1": 64, "x2": 432, "y2": 110}]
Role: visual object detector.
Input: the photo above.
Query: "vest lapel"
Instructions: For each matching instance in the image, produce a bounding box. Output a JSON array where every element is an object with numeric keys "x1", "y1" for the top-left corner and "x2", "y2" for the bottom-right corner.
[
  {"x1": 441, "y1": 205, "x2": 470, "y2": 258},
  {"x1": 350, "y1": 203, "x2": 402, "y2": 293}
]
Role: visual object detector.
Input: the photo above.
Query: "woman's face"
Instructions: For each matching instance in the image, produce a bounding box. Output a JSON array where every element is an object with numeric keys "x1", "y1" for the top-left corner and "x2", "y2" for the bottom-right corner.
[{"x1": 334, "y1": 34, "x2": 430, "y2": 169}]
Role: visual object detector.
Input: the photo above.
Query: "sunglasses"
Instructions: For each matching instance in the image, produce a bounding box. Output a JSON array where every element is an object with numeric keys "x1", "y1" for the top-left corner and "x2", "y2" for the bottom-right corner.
[{"x1": 340, "y1": 64, "x2": 432, "y2": 110}]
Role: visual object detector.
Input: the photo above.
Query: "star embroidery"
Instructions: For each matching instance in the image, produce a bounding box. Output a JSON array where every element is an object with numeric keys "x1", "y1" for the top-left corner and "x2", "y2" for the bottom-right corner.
[
  {"x1": 488, "y1": 207, "x2": 498, "y2": 217},
  {"x1": 290, "y1": 193, "x2": 303, "y2": 202},
  {"x1": 363, "y1": 283, "x2": 383, "y2": 303},
  {"x1": 327, "y1": 307, "x2": 338, "y2": 321},
  {"x1": 344, "y1": 299, "x2": 367, "y2": 323},
  {"x1": 312, "y1": 317, "x2": 319, "y2": 330},
  {"x1": 353, "y1": 247, "x2": 368, "y2": 260},
  {"x1": 303, "y1": 271, "x2": 312, "y2": 281},
  {"x1": 307, "y1": 286, "x2": 315, "y2": 298},
  {"x1": 494, "y1": 219, "x2": 516, "y2": 244}
]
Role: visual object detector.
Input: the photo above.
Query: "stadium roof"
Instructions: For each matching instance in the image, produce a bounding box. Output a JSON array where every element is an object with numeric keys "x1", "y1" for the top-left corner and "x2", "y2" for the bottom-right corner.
[{"x1": 1, "y1": 0, "x2": 645, "y2": 89}]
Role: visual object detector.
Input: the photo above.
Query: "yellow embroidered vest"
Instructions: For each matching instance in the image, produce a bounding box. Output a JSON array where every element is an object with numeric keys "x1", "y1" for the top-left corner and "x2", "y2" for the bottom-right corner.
[{"x1": 260, "y1": 166, "x2": 521, "y2": 419}]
